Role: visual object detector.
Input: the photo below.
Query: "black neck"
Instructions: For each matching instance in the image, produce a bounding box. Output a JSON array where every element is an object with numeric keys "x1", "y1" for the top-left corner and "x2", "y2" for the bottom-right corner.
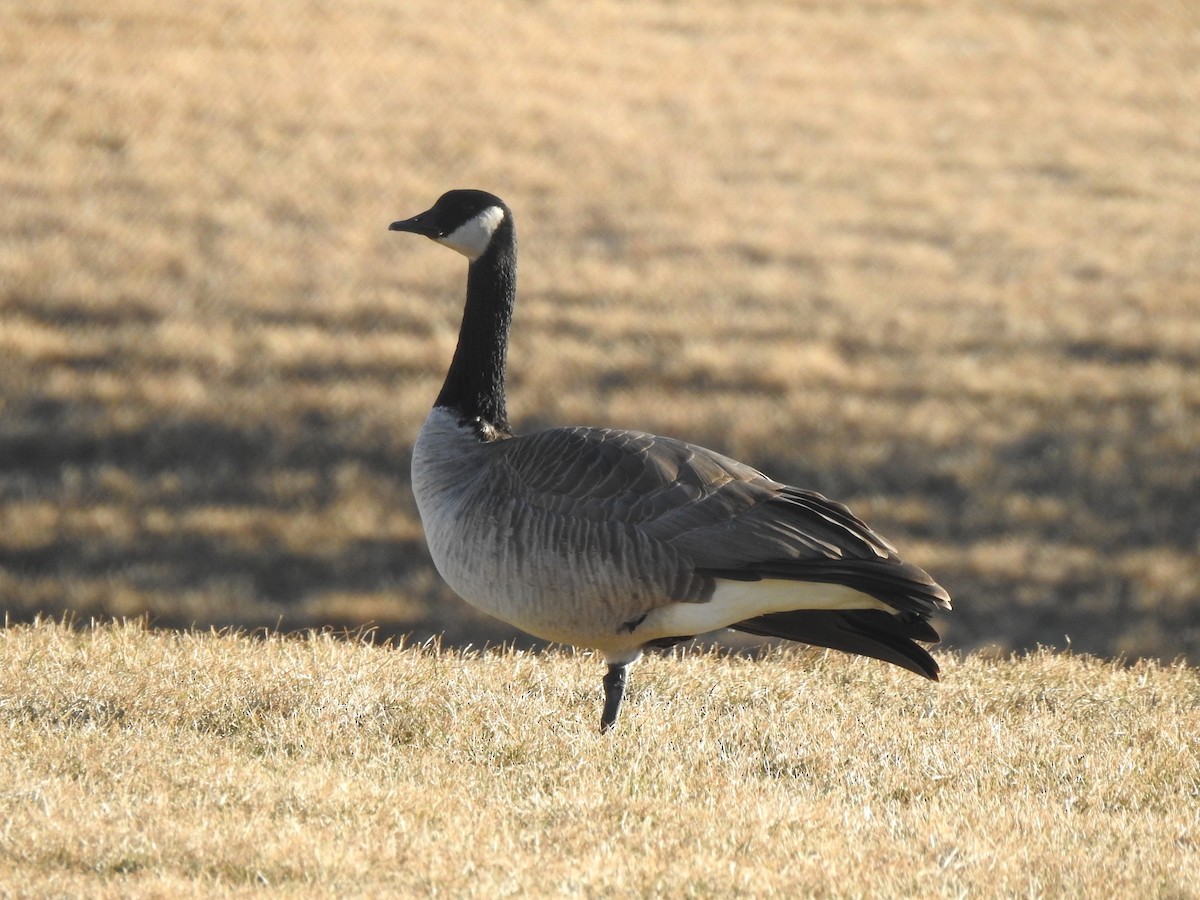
[{"x1": 434, "y1": 216, "x2": 516, "y2": 434}]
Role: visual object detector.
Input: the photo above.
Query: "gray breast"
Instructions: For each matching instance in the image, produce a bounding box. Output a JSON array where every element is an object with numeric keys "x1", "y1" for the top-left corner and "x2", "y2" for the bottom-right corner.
[{"x1": 410, "y1": 408, "x2": 703, "y2": 649}]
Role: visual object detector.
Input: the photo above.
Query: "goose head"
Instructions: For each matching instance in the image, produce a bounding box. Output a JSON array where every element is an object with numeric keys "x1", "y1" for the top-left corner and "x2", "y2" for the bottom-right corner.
[{"x1": 389, "y1": 189, "x2": 510, "y2": 262}]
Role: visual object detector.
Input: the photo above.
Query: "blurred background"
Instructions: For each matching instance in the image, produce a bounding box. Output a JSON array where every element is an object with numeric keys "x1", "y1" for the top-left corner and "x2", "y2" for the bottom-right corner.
[{"x1": 2, "y1": 0, "x2": 1198, "y2": 661}]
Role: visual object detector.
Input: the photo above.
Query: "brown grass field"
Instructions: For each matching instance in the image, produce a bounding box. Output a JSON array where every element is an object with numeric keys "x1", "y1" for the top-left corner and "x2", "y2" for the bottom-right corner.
[
  {"x1": 1, "y1": 0, "x2": 1199, "y2": 891},
  {"x1": 2, "y1": 619, "x2": 1198, "y2": 897},
  {"x1": 2, "y1": 0, "x2": 1199, "y2": 660}
]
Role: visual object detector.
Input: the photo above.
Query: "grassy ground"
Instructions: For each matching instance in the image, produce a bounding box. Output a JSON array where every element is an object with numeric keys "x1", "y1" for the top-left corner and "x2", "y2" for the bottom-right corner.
[
  {"x1": 1, "y1": 619, "x2": 1198, "y2": 897},
  {"x1": 2, "y1": 0, "x2": 1199, "y2": 661}
]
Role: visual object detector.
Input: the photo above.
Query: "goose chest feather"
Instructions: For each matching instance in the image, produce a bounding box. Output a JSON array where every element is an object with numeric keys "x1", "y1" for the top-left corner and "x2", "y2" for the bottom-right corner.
[
  {"x1": 391, "y1": 189, "x2": 952, "y2": 732},
  {"x1": 410, "y1": 409, "x2": 698, "y2": 650}
]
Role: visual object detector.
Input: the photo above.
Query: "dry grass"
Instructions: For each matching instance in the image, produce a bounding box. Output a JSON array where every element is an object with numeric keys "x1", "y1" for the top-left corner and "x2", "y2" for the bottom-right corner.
[
  {"x1": 1, "y1": 619, "x2": 1198, "y2": 897},
  {"x1": 2, "y1": 0, "x2": 1199, "y2": 660}
]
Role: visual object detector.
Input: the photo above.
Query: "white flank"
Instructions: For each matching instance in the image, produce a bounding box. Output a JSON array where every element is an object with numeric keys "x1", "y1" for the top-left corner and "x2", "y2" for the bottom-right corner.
[
  {"x1": 639, "y1": 578, "x2": 893, "y2": 640},
  {"x1": 436, "y1": 205, "x2": 505, "y2": 260}
]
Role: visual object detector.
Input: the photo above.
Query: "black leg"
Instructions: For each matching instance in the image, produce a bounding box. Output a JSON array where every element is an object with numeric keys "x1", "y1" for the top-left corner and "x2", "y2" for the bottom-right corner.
[{"x1": 600, "y1": 662, "x2": 628, "y2": 733}]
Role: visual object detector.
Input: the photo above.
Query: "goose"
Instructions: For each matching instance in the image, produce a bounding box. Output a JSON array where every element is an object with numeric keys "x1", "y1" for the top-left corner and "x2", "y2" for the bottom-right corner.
[{"x1": 390, "y1": 189, "x2": 951, "y2": 732}]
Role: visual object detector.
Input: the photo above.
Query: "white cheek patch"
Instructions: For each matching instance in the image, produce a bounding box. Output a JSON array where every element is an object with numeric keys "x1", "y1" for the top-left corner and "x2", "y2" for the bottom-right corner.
[{"x1": 435, "y1": 205, "x2": 505, "y2": 260}]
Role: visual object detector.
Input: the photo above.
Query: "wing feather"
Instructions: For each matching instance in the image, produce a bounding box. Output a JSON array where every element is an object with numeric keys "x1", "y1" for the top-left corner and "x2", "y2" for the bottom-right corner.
[{"x1": 490, "y1": 425, "x2": 949, "y2": 619}]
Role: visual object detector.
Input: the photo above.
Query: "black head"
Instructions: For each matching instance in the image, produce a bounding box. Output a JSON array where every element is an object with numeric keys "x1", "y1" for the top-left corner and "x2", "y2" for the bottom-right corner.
[{"x1": 389, "y1": 190, "x2": 510, "y2": 261}]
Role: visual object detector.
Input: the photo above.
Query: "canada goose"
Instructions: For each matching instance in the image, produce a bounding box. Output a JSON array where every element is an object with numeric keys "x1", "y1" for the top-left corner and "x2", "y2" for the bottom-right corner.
[{"x1": 390, "y1": 189, "x2": 951, "y2": 732}]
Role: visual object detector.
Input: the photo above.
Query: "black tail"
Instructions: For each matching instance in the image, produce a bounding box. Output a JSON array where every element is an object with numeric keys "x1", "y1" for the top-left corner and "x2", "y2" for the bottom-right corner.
[{"x1": 732, "y1": 608, "x2": 941, "y2": 680}]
